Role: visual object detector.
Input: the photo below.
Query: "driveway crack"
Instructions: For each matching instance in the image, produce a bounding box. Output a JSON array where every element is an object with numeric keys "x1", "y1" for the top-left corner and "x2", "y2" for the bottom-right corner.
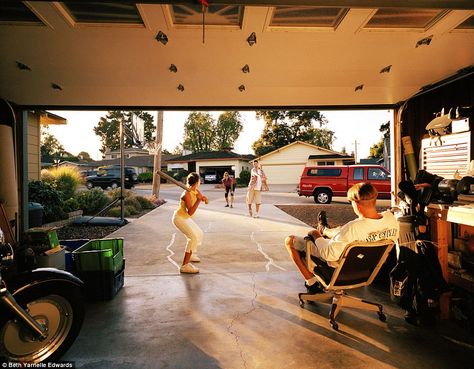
[{"x1": 227, "y1": 273, "x2": 258, "y2": 369}]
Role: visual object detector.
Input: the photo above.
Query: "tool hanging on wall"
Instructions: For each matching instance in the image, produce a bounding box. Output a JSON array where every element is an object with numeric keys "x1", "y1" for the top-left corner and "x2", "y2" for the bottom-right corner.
[
  {"x1": 425, "y1": 108, "x2": 452, "y2": 146},
  {"x1": 200, "y1": 0, "x2": 209, "y2": 44}
]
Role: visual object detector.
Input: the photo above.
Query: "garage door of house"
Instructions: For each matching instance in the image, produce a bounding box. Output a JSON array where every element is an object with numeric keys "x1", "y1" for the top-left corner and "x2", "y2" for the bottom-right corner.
[{"x1": 262, "y1": 164, "x2": 305, "y2": 185}]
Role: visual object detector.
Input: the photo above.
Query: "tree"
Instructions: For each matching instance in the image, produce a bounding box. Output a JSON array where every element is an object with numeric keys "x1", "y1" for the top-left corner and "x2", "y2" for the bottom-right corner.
[
  {"x1": 40, "y1": 128, "x2": 66, "y2": 162},
  {"x1": 181, "y1": 111, "x2": 244, "y2": 153},
  {"x1": 252, "y1": 111, "x2": 334, "y2": 157},
  {"x1": 77, "y1": 151, "x2": 92, "y2": 161},
  {"x1": 182, "y1": 112, "x2": 216, "y2": 152},
  {"x1": 93, "y1": 111, "x2": 156, "y2": 154},
  {"x1": 215, "y1": 112, "x2": 243, "y2": 150},
  {"x1": 369, "y1": 121, "x2": 390, "y2": 159}
]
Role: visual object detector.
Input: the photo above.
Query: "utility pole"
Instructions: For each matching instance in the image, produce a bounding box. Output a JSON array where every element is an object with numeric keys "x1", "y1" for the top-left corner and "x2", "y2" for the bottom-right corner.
[
  {"x1": 353, "y1": 140, "x2": 360, "y2": 164},
  {"x1": 152, "y1": 111, "x2": 163, "y2": 197}
]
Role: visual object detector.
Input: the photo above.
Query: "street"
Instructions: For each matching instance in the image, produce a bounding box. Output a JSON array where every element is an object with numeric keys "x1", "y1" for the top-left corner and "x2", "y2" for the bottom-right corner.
[{"x1": 132, "y1": 183, "x2": 381, "y2": 206}]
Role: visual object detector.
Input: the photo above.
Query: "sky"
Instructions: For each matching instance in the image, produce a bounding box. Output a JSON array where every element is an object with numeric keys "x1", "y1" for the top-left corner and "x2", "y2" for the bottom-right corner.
[{"x1": 47, "y1": 110, "x2": 393, "y2": 161}]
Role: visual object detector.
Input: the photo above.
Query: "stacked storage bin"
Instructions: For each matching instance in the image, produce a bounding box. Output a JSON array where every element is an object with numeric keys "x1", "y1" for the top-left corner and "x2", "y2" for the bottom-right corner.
[{"x1": 72, "y1": 238, "x2": 125, "y2": 300}]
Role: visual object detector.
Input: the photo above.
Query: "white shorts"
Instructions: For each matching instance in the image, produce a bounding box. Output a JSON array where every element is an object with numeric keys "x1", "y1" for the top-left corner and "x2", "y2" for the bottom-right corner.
[{"x1": 291, "y1": 235, "x2": 331, "y2": 260}]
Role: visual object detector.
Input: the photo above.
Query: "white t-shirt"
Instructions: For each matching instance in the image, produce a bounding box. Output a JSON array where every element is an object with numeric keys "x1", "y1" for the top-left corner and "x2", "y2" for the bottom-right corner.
[
  {"x1": 315, "y1": 211, "x2": 399, "y2": 267},
  {"x1": 251, "y1": 168, "x2": 262, "y2": 191}
]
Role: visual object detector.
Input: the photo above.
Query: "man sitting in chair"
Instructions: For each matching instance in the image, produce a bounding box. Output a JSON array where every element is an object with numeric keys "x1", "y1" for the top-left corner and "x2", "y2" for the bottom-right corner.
[{"x1": 285, "y1": 182, "x2": 399, "y2": 294}]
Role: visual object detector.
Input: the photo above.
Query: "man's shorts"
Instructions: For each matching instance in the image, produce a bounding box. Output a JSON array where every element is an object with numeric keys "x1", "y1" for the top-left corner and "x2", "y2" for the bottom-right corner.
[
  {"x1": 291, "y1": 236, "x2": 320, "y2": 258},
  {"x1": 246, "y1": 189, "x2": 261, "y2": 204}
]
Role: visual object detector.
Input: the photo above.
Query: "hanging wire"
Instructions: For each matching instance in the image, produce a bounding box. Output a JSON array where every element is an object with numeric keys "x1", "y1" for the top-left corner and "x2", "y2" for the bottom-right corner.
[{"x1": 200, "y1": 0, "x2": 208, "y2": 44}]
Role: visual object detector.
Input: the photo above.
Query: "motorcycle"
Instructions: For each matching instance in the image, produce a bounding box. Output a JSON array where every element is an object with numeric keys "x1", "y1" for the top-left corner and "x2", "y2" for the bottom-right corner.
[{"x1": 0, "y1": 228, "x2": 85, "y2": 363}]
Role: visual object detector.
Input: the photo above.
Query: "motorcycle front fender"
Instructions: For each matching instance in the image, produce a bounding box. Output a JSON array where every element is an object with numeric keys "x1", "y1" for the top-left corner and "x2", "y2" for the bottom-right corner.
[{"x1": 7, "y1": 268, "x2": 83, "y2": 295}]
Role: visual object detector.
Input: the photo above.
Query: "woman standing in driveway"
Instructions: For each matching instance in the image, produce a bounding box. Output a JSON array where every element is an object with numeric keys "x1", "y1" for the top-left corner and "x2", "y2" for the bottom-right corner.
[
  {"x1": 222, "y1": 171, "x2": 235, "y2": 208},
  {"x1": 172, "y1": 172, "x2": 208, "y2": 274}
]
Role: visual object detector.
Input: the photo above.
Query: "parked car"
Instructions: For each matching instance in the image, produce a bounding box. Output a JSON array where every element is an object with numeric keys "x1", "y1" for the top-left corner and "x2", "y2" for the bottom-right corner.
[
  {"x1": 204, "y1": 170, "x2": 218, "y2": 183},
  {"x1": 79, "y1": 169, "x2": 98, "y2": 179},
  {"x1": 297, "y1": 165, "x2": 391, "y2": 204},
  {"x1": 85, "y1": 166, "x2": 138, "y2": 190}
]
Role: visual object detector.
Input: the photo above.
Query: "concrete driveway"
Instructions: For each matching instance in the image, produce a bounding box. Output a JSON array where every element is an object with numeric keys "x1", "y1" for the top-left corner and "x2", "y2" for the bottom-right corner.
[{"x1": 63, "y1": 186, "x2": 474, "y2": 369}]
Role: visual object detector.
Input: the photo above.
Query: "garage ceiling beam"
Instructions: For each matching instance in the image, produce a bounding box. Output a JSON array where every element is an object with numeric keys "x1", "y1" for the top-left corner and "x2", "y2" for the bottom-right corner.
[{"x1": 25, "y1": 0, "x2": 474, "y2": 10}]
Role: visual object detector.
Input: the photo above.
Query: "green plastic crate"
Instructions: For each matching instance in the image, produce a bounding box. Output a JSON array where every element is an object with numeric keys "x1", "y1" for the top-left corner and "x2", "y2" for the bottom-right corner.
[
  {"x1": 26, "y1": 227, "x2": 60, "y2": 249},
  {"x1": 72, "y1": 238, "x2": 124, "y2": 274}
]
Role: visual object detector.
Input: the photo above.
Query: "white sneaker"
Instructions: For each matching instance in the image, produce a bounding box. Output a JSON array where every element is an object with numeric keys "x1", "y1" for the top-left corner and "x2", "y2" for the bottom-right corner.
[
  {"x1": 190, "y1": 254, "x2": 201, "y2": 262},
  {"x1": 253, "y1": 213, "x2": 259, "y2": 218},
  {"x1": 180, "y1": 263, "x2": 199, "y2": 274}
]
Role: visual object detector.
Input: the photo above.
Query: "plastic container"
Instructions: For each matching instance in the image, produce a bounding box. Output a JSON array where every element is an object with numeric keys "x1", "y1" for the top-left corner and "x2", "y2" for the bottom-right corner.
[
  {"x1": 28, "y1": 202, "x2": 43, "y2": 227},
  {"x1": 78, "y1": 260, "x2": 125, "y2": 300},
  {"x1": 60, "y1": 239, "x2": 90, "y2": 273},
  {"x1": 26, "y1": 227, "x2": 60, "y2": 249},
  {"x1": 72, "y1": 238, "x2": 124, "y2": 274}
]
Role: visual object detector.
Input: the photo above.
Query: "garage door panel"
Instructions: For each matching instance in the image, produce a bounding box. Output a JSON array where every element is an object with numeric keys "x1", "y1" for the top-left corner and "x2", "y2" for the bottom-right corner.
[{"x1": 264, "y1": 164, "x2": 304, "y2": 185}]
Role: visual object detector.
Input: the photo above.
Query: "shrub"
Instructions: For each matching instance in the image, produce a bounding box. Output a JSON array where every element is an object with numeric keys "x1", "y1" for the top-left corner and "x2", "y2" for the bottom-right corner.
[
  {"x1": 237, "y1": 169, "x2": 251, "y2": 186},
  {"x1": 62, "y1": 197, "x2": 80, "y2": 213},
  {"x1": 41, "y1": 167, "x2": 82, "y2": 200},
  {"x1": 136, "y1": 195, "x2": 157, "y2": 210},
  {"x1": 107, "y1": 188, "x2": 134, "y2": 200},
  {"x1": 107, "y1": 206, "x2": 130, "y2": 218},
  {"x1": 28, "y1": 180, "x2": 67, "y2": 223},
  {"x1": 173, "y1": 169, "x2": 189, "y2": 182},
  {"x1": 125, "y1": 205, "x2": 140, "y2": 216},
  {"x1": 138, "y1": 172, "x2": 153, "y2": 183},
  {"x1": 124, "y1": 197, "x2": 142, "y2": 213},
  {"x1": 40, "y1": 169, "x2": 54, "y2": 184},
  {"x1": 76, "y1": 188, "x2": 109, "y2": 215}
]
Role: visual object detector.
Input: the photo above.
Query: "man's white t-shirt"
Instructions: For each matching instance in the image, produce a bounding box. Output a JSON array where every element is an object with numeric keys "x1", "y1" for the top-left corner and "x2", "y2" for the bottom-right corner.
[
  {"x1": 251, "y1": 168, "x2": 262, "y2": 191},
  {"x1": 315, "y1": 211, "x2": 399, "y2": 267}
]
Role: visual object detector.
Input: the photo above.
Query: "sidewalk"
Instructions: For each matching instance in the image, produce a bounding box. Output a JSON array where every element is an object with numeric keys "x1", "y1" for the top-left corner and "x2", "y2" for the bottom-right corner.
[{"x1": 63, "y1": 200, "x2": 474, "y2": 369}]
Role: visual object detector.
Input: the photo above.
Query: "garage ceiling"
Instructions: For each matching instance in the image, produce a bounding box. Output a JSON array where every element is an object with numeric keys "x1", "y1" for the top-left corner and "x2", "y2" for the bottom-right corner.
[{"x1": 0, "y1": 1, "x2": 473, "y2": 109}]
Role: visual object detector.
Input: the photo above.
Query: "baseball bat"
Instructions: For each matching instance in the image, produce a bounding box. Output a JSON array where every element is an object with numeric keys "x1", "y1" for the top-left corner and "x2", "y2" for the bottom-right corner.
[{"x1": 156, "y1": 169, "x2": 189, "y2": 191}]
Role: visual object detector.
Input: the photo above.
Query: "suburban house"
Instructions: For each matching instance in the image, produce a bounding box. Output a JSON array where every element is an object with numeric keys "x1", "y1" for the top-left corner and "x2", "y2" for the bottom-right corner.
[
  {"x1": 26, "y1": 111, "x2": 67, "y2": 181},
  {"x1": 166, "y1": 151, "x2": 255, "y2": 182},
  {"x1": 255, "y1": 141, "x2": 354, "y2": 185},
  {"x1": 103, "y1": 147, "x2": 150, "y2": 160},
  {"x1": 57, "y1": 154, "x2": 179, "y2": 176}
]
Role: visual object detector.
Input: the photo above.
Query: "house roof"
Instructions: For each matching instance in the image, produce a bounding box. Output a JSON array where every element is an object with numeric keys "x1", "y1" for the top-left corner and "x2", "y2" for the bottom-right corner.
[
  {"x1": 89, "y1": 154, "x2": 179, "y2": 168},
  {"x1": 308, "y1": 154, "x2": 354, "y2": 160},
  {"x1": 256, "y1": 141, "x2": 344, "y2": 161},
  {"x1": 167, "y1": 151, "x2": 255, "y2": 163}
]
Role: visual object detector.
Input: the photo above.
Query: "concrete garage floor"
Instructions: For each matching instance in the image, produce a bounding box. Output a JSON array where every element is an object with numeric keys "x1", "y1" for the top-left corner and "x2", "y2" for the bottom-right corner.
[{"x1": 63, "y1": 198, "x2": 474, "y2": 369}]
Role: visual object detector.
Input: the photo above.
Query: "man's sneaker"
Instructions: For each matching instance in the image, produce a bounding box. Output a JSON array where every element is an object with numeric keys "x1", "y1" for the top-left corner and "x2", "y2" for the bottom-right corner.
[
  {"x1": 305, "y1": 281, "x2": 324, "y2": 294},
  {"x1": 317, "y1": 211, "x2": 329, "y2": 233},
  {"x1": 225, "y1": 204, "x2": 229, "y2": 207},
  {"x1": 180, "y1": 263, "x2": 199, "y2": 274},
  {"x1": 190, "y1": 254, "x2": 201, "y2": 263}
]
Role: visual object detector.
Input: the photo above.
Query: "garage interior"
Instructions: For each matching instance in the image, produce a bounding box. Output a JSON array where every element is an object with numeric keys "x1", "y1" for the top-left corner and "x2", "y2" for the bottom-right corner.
[{"x1": 1, "y1": 1, "x2": 474, "y2": 367}]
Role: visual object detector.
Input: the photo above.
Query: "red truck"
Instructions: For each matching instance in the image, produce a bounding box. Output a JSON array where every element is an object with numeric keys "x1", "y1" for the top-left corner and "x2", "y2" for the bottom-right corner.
[{"x1": 297, "y1": 165, "x2": 391, "y2": 204}]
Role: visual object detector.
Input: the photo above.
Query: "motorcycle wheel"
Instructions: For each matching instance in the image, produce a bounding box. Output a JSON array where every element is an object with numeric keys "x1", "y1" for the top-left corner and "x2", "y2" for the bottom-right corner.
[{"x1": 0, "y1": 281, "x2": 84, "y2": 363}]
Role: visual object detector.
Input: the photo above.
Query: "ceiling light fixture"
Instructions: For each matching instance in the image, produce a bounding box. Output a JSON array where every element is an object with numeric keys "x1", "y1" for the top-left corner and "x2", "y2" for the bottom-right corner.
[
  {"x1": 355, "y1": 84, "x2": 364, "y2": 92},
  {"x1": 51, "y1": 83, "x2": 63, "y2": 91},
  {"x1": 238, "y1": 85, "x2": 246, "y2": 92},
  {"x1": 380, "y1": 65, "x2": 392, "y2": 74},
  {"x1": 177, "y1": 84, "x2": 184, "y2": 92},
  {"x1": 416, "y1": 35, "x2": 432, "y2": 48},
  {"x1": 247, "y1": 32, "x2": 257, "y2": 46},
  {"x1": 16, "y1": 61, "x2": 31, "y2": 71},
  {"x1": 169, "y1": 64, "x2": 178, "y2": 73},
  {"x1": 242, "y1": 64, "x2": 250, "y2": 73},
  {"x1": 156, "y1": 31, "x2": 168, "y2": 45}
]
